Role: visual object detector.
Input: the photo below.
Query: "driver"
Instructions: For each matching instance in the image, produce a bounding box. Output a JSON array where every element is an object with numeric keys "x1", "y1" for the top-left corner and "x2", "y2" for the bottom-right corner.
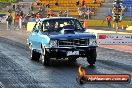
[{"x1": 48, "y1": 22, "x2": 55, "y2": 30}]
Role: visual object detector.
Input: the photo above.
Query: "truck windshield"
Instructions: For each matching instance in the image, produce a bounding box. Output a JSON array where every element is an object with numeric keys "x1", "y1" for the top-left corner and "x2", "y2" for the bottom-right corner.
[{"x1": 41, "y1": 19, "x2": 84, "y2": 32}]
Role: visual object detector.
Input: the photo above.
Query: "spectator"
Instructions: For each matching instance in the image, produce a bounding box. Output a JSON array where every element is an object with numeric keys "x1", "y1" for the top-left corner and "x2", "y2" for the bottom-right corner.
[
  {"x1": 93, "y1": 0, "x2": 96, "y2": 4},
  {"x1": 16, "y1": 5, "x2": 20, "y2": 11},
  {"x1": 57, "y1": 10, "x2": 62, "y2": 17},
  {"x1": 19, "y1": 11, "x2": 23, "y2": 17},
  {"x1": 106, "y1": 15, "x2": 112, "y2": 28},
  {"x1": 48, "y1": 9, "x2": 53, "y2": 17},
  {"x1": 76, "y1": 0, "x2": 79, "y2": 6},
  {"x1": 39, "y1": 4, "x2": 45, "y2": 12},
  {"x1": 6, "y1": 14, "x2": 13, "y2": 30},
  {"x1": 16, "y1": 5, "x2": 20, "y2": 13},
  {"x1": 14, "y1": 14, "x2": 20, "y2": 30},
  {"x1": 85, "y1": 9, "x2": 90, "y2": 19},
  {"x1": 81, "y1": 5, "x2": 87, "y2": 11},
  {"x1": 82, "y1": 0, "x2": 85, "y2": 6},
  {"x1": 36, "y1": 0, "x2": 41, "y2": 6},
  {"x1": 124, "y1": 6, "x2": 128, "y2": 12},
  {"x1": 46, "y1": 3, "x2": 50, "y2": 8},
  {"x1": 12, "y1": 4, "x2": 15, "y2": 11},
  {"x1": 22, "y1": 15, "x2": 27, "y2": 28},
  {"x1": 26, "y1": 14, "x2": 30, "y2": 22},
  {"x1": 21, "y1": 4, "x2": 24, "y2": 8},
  {"x1": 36, "y1": 12, "x2": 42, "y2": 18},
  {"x1": 8, "y1": 9, "x2": 12, "y2": 13},
  {"x1": 90, "y1": 7, "x2": 96, "y2": 12},
  {"x1": 63, "y1": 11, "x2": 67, "y2": 17},
  {"x1": 31, "y1": 11, "x2": 36, "y2": 18},
  {"x1": 55, "y1": 0, "x2": 59, "y2": 6},
  {"x1": 78, "y1": 8, "x2": 83, "y2": 18}
]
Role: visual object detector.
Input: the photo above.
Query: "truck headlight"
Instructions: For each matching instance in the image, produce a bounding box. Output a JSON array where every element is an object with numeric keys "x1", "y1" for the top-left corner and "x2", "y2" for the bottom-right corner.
[
  {"x1": 50, "y1": 40, "x2": 57, "y2": 47},
  {"x1": 89, "y1": 39, "x2": 97, "y2": 46}
]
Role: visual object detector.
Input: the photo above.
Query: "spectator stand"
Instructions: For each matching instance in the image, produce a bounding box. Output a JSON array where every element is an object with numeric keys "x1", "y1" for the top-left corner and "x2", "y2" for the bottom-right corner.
[{"x1": 31, "y1": 0, "x2": 103, "y2": 19}]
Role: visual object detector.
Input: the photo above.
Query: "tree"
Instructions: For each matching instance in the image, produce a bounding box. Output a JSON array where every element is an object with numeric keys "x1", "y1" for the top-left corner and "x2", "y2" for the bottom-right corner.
[{"x1": 0, "y1": 0, "x2": 17, "y2": 3}]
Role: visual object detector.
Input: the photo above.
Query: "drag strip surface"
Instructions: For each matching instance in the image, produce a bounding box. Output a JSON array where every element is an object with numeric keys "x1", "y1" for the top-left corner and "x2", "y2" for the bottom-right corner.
[{"x1": 0, "y1": 37, "x2": 132, "y2": 88}]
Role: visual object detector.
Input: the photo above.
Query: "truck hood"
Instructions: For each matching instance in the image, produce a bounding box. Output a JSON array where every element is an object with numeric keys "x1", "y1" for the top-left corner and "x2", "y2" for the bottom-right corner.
[{"x1": 49, "y1": 33, "x2": 96, "y2": 40}]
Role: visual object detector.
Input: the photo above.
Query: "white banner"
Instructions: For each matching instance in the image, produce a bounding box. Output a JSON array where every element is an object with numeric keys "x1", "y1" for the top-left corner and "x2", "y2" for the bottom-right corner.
[
  {"x1": 97, "y1": 33, "x2": 132, "y2": 45},
  {"x1": 0, "y1": 16, "x2": 6, "y2": 23}
]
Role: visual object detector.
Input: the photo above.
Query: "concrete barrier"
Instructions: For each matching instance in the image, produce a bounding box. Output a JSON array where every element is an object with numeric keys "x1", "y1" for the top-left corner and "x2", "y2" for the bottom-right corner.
[
  {"x1": 126, "y1": 26, "x2": 132, "y2": 31},
  {"x1": 27, "y1": 22, "x2": 36, "y2": 32},
  {"x1": 80, "y1": 20, "x2": 132, "y2": 28}
]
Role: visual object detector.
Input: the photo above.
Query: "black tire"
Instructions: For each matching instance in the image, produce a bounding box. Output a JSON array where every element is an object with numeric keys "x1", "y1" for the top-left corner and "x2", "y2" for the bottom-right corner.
[
  {"x1": 31, "y1": 49, "x2": 40, "y2": 61},
  {"x1": 87, "y1": 48, "x2": 97, "y2": 66},
  {"x1": 41, "y1": 48, "x2": 50, "y2": 66}
]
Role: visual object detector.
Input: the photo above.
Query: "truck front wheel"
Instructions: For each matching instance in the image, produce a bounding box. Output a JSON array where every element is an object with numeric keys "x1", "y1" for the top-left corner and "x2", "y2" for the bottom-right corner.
[
  {"x1": 41, "y1": 47, "x2": 51, "y2": 66},
  {"x1": 86, "y1": 48, "x2": 97, "y2": 66}
]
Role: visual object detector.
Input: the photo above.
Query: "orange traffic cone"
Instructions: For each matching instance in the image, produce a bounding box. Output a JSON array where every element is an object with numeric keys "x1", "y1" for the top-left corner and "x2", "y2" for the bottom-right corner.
[
  {"x1": 122, "y1": 25, "x2": 124, "y2": 30},
  {"x1": 113, "y1": 24, "x2": 115, "y2": 29},
  {"x1": 83, "y1": 19, "x2": 88, "y2": 29}
]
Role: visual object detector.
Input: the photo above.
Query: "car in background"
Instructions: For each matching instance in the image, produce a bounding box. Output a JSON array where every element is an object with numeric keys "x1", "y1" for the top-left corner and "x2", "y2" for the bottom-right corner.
[{"x1": 27, "y1": 17, "x2": 97, "y2": 66}]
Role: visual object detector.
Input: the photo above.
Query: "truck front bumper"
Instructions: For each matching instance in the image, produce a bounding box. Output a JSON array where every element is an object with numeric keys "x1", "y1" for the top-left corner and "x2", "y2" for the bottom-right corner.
[{"x1": 46, "y1": 46, "x2": 97, "y2": 58}]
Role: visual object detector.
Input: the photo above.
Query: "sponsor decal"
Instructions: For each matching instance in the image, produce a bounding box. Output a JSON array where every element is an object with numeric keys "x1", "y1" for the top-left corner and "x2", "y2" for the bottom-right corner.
[
  {"x1": 76, "y1": 66, "x2": 131, "y2": 84},
  {"x1": 99, "y1": 35, "x2": 107, "y2": 39},
  {"x1": 97, "y1": 34, "x2": 132, "y2": 44}
]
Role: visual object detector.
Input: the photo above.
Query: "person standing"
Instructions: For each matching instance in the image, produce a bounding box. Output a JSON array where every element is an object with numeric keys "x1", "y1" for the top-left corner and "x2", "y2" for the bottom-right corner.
[
  {"x1": 106, "y1": 15, "x2": 112, "y2": 28},
  {"x1": 12, "y1": 4, "x2": 15, "y2": 11},
  {"x1": 31, "y1": 11, "x2": 36, "y2": 18},
  {"x1": 63, "y1": 11, "x2": 67, "y2": 17},
  {"x1": 14, "y1": 14, "x2": 20, "y2": 30},
  {"x1": 55, "y1": 0, "x2": 59, "y2": 6},
  {"x1": 36, "y1": 12, "x2": 42, "y2": 18},
  {"x1": 93, "y1": 0, "x2": 96, "y2": 4},
  {"x1": 22, "y1": 15, "x2": 27, "y2": 29},
  {"x1": 48, "y1": 9, "x2": 53, "y2": 17},
  {"x1": 78, "y1": 8, "x2": 82, "y2": 19},
  {"x1": 76, "y1": 0, "x2": 80, "y2": 6},
  {"x1": 57, "y1": 10, "x2": 62, "y2": 17},
  {"x1": 6, "y1": 14, "x2": 13, "y2": 30},
  {"x1": 82, "y1": 0, "x2": 85, "y2": 6}
]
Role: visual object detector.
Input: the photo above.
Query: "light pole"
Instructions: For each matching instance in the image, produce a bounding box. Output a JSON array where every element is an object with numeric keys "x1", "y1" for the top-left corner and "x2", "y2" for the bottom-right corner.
[
  {"x1": 130, "y1": 6, "x2": 132, "y2": 21},
  {"x1": 88, "y1": 7, "x2": 90, "y2": 20}
]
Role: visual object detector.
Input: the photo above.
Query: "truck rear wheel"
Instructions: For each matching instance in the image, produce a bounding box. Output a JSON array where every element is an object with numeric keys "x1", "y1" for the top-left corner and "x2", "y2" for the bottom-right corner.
[
  {"x1": 31, "y1": 49, "x2": 40, "y2": 61},
  {"x1": 87, "y1": 48, "x2": 97, "y2": 66}
]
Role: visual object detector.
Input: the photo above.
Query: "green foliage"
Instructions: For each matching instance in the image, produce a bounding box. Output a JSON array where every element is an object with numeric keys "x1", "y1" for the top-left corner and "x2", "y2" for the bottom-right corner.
[{"x1": 0, "y1": 0, "x2": 17, "y2": 3}]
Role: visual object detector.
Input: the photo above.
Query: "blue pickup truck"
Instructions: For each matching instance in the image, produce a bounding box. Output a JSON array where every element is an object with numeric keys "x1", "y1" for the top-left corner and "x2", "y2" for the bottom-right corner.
[{"x1": 27, "y1": 17, "x2": 97, "y2": 66}]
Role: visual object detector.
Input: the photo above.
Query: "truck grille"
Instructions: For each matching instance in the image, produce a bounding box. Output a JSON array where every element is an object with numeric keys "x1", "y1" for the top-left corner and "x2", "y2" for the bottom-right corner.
[{"x1": 58, "y1": 39, "x2": 88, "y2": 47}]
